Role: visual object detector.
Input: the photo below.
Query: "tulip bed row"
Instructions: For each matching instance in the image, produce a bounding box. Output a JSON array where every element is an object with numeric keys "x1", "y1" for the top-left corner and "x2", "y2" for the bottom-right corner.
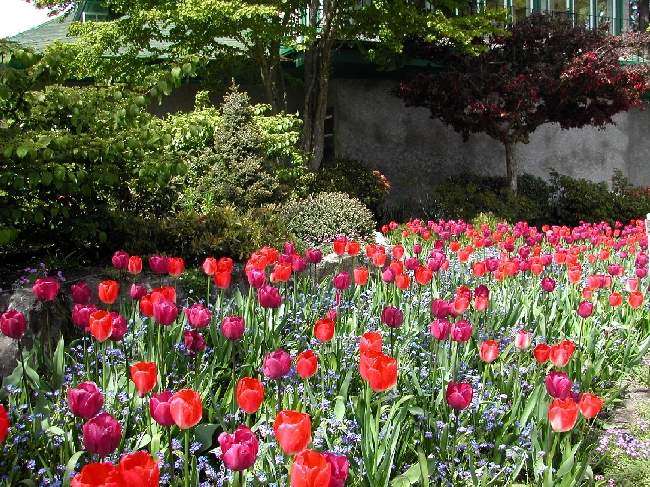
[{"x1": 0, "y1": 218, "x2": 649, "y2": 486}]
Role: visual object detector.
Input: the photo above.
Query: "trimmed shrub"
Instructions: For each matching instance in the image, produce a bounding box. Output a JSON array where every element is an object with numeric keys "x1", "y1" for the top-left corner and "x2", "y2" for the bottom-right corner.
[
  {"x1": 312, "y1": 159, "x2": 391, "y2": 215},
  {"x1": 282, "y1": 192, "x2": 376, "y2": 247}
]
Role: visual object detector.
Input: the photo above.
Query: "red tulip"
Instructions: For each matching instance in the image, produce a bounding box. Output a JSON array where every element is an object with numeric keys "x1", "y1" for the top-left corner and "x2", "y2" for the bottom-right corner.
[
  {"x1": 533, "y1": 343, "x2": 551, "y2": 363},
  {"x1": 274, "y1": 410, "x2": 312, "y2": 455},
  {"x1": 271, "y1": 263, "x2": 293, "y2": 283},
  {"x1": 71, "y1": 462, "x2": 121, "y2": 487},
  {"x1": 381, "y1": 306, "x2": 403, "y2": 328},
  {"x1": 549, "y1": 340, "x2": 575, "y2": 367},
  {"x1": 360, "y1": 351, "x2": 398, "y2": 392},
  {"x1": 151, "y1": 286, "x2": 176, "y2": 303},
  {"x1": 218, "y1": 425, "x2": 259, "y2": 471},
  {"x1": 323, "y1": 452, "x2": 349, "y2": 487},
  {"x1": 89, "y1": 310, "x2": 113, "y2": 342},
  {"x1": 236, "y1": 377, "x2": 265, "y2": 414},
  {"x1": 0, "y1": 309, "x2": 27, "y2": 340},
  {"x1": 608, "y1": 292, "x2": 623, "y2": 307},
  {"x1": 359, "y1": 331, "x2": 382, "y2": 354},
  {"x1": 202, "y1": 257, "x2": 218, "y2": 276},
  {"x1": 548, "y1": 398, "x2": 579, "y2": 432},
  {"x1": 628, "y1": 291, "x2": 644, "y2": 309},
  {"x1": 333, "y1": 236, "x2": 347, "y2": 256},
  {"x1": 82, "y1": 412, "x2": 122, "y2": 457},
  {"x1": 183, "y1": 330, "x2": 206, "y2": 354},
  {"x1": 32, "y1": 276, "x2": 60, "y2": 301},
  {"x1": 128, "y1": 256, "x2": 143, "y2": 275},
  {"x1": 290, "y1": 450, "x2": 332, "y2": 487},
  {"x1": 263, "y1": 349, "x2": 291, "y2": 379},
  {"x1": 221, "y1": 315, "x2": 245, "y2": 341},
  {"x1": 71, "y1": 281, "x2": 92, "y2": 304},
  {"x1": 446, "y1": 382, "x2": 473, "y2": 410},
  {"x1": 545, "y1": 371, "x2": 572, "y2": 399},
  {"x1": 353, "y1": 267, "x2": 369, "y2": 286},
  {"x1": 214, "y1": 270, "x2": 232, "y2": 289},
  {"x1": 167, "y1": 257, "x2": 185, "y2": 277},
  {"x1": 150, "y1": 391, "x2": 175, "y2": 427},
  {"x1": 296, "y1": 350, "x2": 318, "y2": 379},
  {"x1": 450, "y1": 319, "x2": 473, "y2": 342},
  {"x1": 169, "y1": 389, "x2": 203, "y2": 429},
  {"x1": 479, "y1": 340, "x2": 500, "y2": 363},
  {"x1": 139, "y1": 294, "x2": 153, "y2": 317},
  {"x1": 130, "y1": 362, "x2": 157, "y2": 397},
  {"x1": 152, "y1": 299, "x2": 178, "y2": 326},
  {"x1": 98, "y1": 280, "x2": 120, "y2": 305},
  {"x1": 346, "y1": 241, "x2": 360, "y2": 256},
  {"x1": 0, "y1": 404, "x2": 9, "y2": 444},
  {"x1": 67, "y1": 381, "x2": 104, "y2": 419},
  {"x1": 578, "y1": 393, "x2": 604, "y2": 419},
  {"x1": 415, "y1": 266, "x2": 433, "y2": 285},
  {"x1": 118, "y1": 451, "x2": 160, "y2": 487},
  {"x1": 314, "y1": 318, "x2": 335, "y2": 342}
]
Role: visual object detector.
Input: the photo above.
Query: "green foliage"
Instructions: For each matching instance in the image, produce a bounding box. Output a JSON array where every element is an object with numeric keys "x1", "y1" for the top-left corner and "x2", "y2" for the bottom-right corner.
[
  {"x1": 115, "y1": 206, "x2": 290, "y2": 263},
  {"x1": 176, "y1": 87, "x2": 311, "y2": 212},
  {"x1": 312, "y1": 159, "x2": 391, "y2": 215},
  {"x1": 421, "y1": 171, "x2": 650, "y2": 226},
  {"x1": 282, "y1": 192, "x2": 376, "y2": 247}
]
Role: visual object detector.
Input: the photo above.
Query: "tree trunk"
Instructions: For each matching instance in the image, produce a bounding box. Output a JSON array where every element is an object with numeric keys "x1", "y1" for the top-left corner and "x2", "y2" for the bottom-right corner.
[
  {"x1": 639, "y1": 0, "x2": 649, "y2": 31},
  {"x1": 504, "y1": 141, "x2": 518, "y2": 194},
  {"x1": 257, "y1": 40, "x2": 287, "y2": 114},
  {"x1": 302, "y1": 0, "x2": 336, "y2": 171}
]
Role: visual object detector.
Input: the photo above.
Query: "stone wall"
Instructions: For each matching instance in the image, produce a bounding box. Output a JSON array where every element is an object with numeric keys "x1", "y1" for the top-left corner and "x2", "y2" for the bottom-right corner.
[{"x1": 332, "y1": 78, "x2": 650, "y2": 213}]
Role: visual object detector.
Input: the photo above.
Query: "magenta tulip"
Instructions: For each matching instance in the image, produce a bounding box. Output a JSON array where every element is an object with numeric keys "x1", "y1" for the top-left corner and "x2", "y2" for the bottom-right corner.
[
  {"x1": 262, "y1": 349, "x2": 291, "y2": 379},
  {"x1": 246, "y1": 268, "x2": 266, "y2": 289},
  {"x1": 545, "y1": 371, "x2": 573, "y2": 400},
  {"x1": 323, "y1": 452, "x2": 349, "y2": 487},
  {"x1": 218, "y1": 425, "x2": 259, "y2": 471},
  {"x1": 153, "y1": 299, "x2": 178, "y2": 326},
  {"x1": 332, "y1": 272, "x2": 351, "y2": 290},
  {"x1": 109, "y1": 312, "x2": 127, "y2": 341},
  {"x1": 305, "y1": 248, "x2": 323, "y2": 264},
  {"x1": 71, "y1": 304, "x2": 98, "y2": 330},
  {"x1": 258, "y1": 285, "x2": 282, "y2": 309},
  {"x1": 150, "y1": 391, "x2": 175, "y2": 427},
  {"x1": 446, "y1": 382, "x2": 473, "y2": 410},
  {"x1": 148, "y1": 255, "x2": 168, "y2": 274},
  {"x1": 71, "y1": 281, "x2": 92, "y2": 304},
  {"x1": 130, "y1": 283, "x2": 147, "y2": 301},
  {"x1": 111, "y1": 250, "x2": 129, "y2": 270},
  {"x1": 428, "y1": 319, "x2": 451, "y2": 341},
  {"x1": 67, "y1": 381, "x2": 104, "y2": 419},
  {"x1": 541, "y1": 277, "x2": 556, "y2": 293},
  {"x1": 32, "y1": 277, "x2": 60, "y2": 301},
  {"x1": 82, "y1": 412, "x2": 121, "y2": 457},
  {"x1": 450, "y1": 319, "x2": 473, "y2": 342},
  {"x1": 183, "y1": 330, "x2": 206, "y2": 354},
  {"x1": 577, "y1": 301, "x2": 594, "y2": 318},
  {"x1": 381, "y1": 306, "x2": 404, "y2": 328}
]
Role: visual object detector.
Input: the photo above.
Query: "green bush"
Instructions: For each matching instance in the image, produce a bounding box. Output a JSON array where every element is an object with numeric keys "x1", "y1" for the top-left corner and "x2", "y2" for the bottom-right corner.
[
  {"x1": 177, "y1": 87, "x2": 312, "y2": 213},
  {"x1": 312, "y1": 159, "x2": 391, "y2": 215},
  {"x1": 282, "y1": 192, "x2": 376, "y2": 247},
  {"x1": 115, "y1": 206, "x2": 290, "y2": 263},
  {"x1": 421, "y1": 171, "x2": 650, "y2": 226}
]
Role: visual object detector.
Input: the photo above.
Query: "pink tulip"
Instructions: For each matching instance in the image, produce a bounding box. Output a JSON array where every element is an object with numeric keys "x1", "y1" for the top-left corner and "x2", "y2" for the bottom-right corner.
[
  {"x1": 130, "y1": 283, "x2": 147, "y2": 300},
  {"x1": 514, "y1": 330, "x2": 532, "y2": 350},
  {"x1": 221, "y1": 316, "x2": 245, "y2": 341},
  {"x1": 150, "y1": 391, "x2": 175, "y2": 426},
  {"x1": 67, "y1": 381, "x2": 104, "y2": 419},
  {"x1": 71, "y1": 281, "x2": 92, "y2": 304},
  {"x1": 184, "y1": 330, "x2": 206, "y2": 354},
  {"x1": 431, "y1": 299, "x2": 451, "y2": 319},
  {"x1": 82, "y1": 412, "x2": 121, "y2": 457},
  {"x1": 111, "y1": 250, "x2": 129, "y2": 270},
  {"x1": 218, "y1": 425, "x2": 259, "y2": 471},
  {"x1": 446, "y1": 382, "x2": 473, "y2": 410},
  {"x1": 258, "y1": 285, "x2": 282, "y2": 309},
  {"x1": 323, "y1": 452, "x2": 350, "y2": 487},
  {"x1": 32, "y1": 277, "x2": 60, "y2": 301},
  {"x1": 305, "y1": 248, "x2": 323, "y2": 264},
  {"x1": 0, "y1": 310, "x2": 27, "y2": 340},
  {"x1": 184, "y1": 303, "x2": 212, "y2": 329},
  {"x1": 545, "y1": 371, "x2": 572, "y2": 400},
  {"x1": 428, "y1": 319, "x2": 450, "y2": 341},
  {"x1": 262, "y1": 349, "x2": 291, "y2": 379},
  {"x1": 246, "y1": 268, "x2": 266, "y2": 289},
  {"x1": 148, "y1": 255, "x2": 168, "y2": 274},
  {"x1": 541, "y1": 277, "x2": 556, "y2": 293},
  {"x1": 332, "y1": 272, "x2": 351, "y2": 290},
  {"x1": 71, "y1": 304, "x2": 98, "y2": 330},
  {"x1": 450, "y1": 319, "x2": 473, "y2": 342},
  {"x1": 109, "y1": 312, "x2": 127, "y2": 341},
  {"x1": 153, "y1": 299, "x2": 178, "y2": 326},
  {"x1": 577, "y1": 301, "x2": 594, "y2": 318}
]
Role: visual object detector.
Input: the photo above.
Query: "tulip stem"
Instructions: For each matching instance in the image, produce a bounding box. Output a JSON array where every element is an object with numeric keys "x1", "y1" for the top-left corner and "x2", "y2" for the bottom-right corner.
[
  {"x1": 184, "y1": 429, "x2": 190, "y2": 487},
  {"x1": 168, "y1": 428, "x2": 174, "y2": 481},
  {"x1": 17, "y1": 340, "x2": 32, "y2": 411}
]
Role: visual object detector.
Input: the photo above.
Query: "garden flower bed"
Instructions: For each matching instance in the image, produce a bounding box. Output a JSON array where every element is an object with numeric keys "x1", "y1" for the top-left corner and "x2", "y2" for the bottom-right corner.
[{"x1": 0, "y1": 219, "x2": 649, "y2": 486}]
